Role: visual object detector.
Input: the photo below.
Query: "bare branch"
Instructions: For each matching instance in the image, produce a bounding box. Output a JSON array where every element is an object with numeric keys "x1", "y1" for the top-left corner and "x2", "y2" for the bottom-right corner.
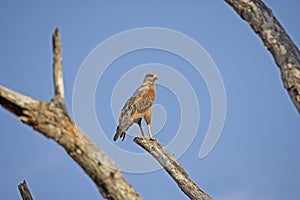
[
  {"x1": 0, "y1": 85, "x2": 40, "y2": 117},
  {"x1": 0, "y1": 28, "x2": 142, "y2": 200},
  {"x1": 52, "y1": 27, "x2": 64, "y2": 100},
  {"x1": 224, "y1": 0, "x2": 300, "y2": 113},
  {"x1": 18, "y1": 180, "x2": 33, "y2": 200},
  {"x1": 134, "y1": 137, "x2": 212, "y2": 200}
]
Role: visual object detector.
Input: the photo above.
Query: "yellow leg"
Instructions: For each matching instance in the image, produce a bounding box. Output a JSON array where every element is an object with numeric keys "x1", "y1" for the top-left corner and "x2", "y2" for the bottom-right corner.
[{"x1": 147, "y1": 124, "x2": 154, "y2": 139}]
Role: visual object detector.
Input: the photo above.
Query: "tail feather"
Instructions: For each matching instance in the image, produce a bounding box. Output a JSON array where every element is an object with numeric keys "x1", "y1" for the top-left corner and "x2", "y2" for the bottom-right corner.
[{"x1": 113, "y1": 126, "x2": 126, "y2": 141}]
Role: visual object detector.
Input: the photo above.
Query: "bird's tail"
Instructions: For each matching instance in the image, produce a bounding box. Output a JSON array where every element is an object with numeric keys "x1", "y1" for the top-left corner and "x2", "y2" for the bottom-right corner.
[{"x1": 113, "y1": 126, "x2": 126, "y2": 141}]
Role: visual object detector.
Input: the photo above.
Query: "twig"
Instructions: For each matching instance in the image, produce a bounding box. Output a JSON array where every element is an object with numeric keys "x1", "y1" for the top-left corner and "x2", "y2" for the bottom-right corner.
[
  {"x1": 18, "y1": 180, "x2": 33, "y2": 200},
  {"x1": 52, "y1": 27, "x2": 64, "y2": 100},
  {"x1": 224, "y1": 0, "x2": 300, "y2": 113},
  {"x1": 134, "y1": 137, "x2": 212, "y2": 200}
]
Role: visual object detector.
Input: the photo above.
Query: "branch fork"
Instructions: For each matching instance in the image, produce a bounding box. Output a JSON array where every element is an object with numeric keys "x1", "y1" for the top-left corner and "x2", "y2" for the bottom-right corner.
[{"x1": 0, "y1": 27, "x2": 142, "y2": 200}]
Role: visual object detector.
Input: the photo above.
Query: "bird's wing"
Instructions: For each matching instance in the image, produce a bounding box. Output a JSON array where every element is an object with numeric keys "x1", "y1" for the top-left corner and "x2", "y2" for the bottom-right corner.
[
  {"x1": 118, "y1": 83, "x2": 155, "y2": 131},
  {"x1": 133, "y1": 83, "x2": 155, "y2": 114},
  {"x1": 134, "y1": 93, "x2": 154, "y2": 114},
  {"x1": 118, "y1": 84, "x2": 146, "y2": 129},
  {"x1": 120, "y1": 83, "x2": 154, "y2": 116}
]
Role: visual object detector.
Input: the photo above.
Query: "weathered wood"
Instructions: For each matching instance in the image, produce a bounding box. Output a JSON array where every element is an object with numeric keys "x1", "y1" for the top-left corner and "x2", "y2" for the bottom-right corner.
[
  {"x1": 52, "y1": 27, "x2": 64, "y2": 100},
  {"x1": 134, "y1": 137, "x2": 212, "y2": 200},
  {"x1": 225, "y1": 0, "x2": 300, "y2": 113},
  {"x1": 0, "y1": 27, "x2": 142, "y2": 200},
  {"x1": 18, "y1": 180, "x2": 33, "y2": 200}
]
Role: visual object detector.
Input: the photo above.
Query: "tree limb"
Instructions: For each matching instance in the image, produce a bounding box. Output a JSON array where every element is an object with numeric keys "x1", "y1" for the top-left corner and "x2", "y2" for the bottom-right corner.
[
  {"x1": 224, "y1": 0, "x2": 300, "y2": 113},
  {"x1": 134, "y1": 137, "x2": 212, "y2": 200},
  {"x1": 0, "y1": 27, "x2": 141, "y2": 200},
  {"x1": 18, "y1": 180, "x2": 33, "y2": 200}
]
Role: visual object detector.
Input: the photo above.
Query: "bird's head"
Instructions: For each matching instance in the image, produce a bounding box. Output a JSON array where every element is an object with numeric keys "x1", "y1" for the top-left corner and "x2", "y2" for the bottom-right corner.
[{"x1": 143, "y1": 72, "x2": 158, "y2": 83}]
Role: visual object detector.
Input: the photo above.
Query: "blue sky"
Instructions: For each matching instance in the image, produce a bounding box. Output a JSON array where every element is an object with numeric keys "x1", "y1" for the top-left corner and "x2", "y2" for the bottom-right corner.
[{"x1": 1, "y1": 1, "x2": 300, "y2": 200}]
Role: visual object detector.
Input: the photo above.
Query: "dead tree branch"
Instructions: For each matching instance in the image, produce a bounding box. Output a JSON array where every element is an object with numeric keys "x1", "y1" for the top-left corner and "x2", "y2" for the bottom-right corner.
[
  {"x1": 0, "y1": 27, "x2": 141, "y2": 200},
  {"x1": 52, "y1": 27, "x2": 65, "y2": 101},
  {"x1": 134, "y1": 137, "x2": 212, "y2": 200},
  {"x1": 224, "y1": 0, "x2": 300, "y2": 113},
  {"x1": 18, "y1": 180, "x2": 33, "y2": 200}
]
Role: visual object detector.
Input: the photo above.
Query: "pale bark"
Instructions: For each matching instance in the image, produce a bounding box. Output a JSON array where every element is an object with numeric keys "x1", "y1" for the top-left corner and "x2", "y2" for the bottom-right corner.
[
  {"x1": 52, "y1": 28, "x2": 65, "y2": 100},
  {"x1": 225, "y1": 0, "x2": 300, "y2": 113},
  {"x1": 134, "y1": 137, "x2": 212, "y2": 200}
]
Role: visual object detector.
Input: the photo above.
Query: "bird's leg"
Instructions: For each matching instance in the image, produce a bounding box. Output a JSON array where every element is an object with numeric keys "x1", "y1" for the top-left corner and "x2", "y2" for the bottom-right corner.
[
  {"x1": 144, "y1": 109, "x2": 155, "y2": 140},
  {"x1": 137, "y1": 118, "x2": 145, "y2": 137},
  {"x1": 147, "y1": 124, "x2": 154, "y2": 139},
  {"x1": 139, "y1": 125, "x2": 146, "y2": 138}
]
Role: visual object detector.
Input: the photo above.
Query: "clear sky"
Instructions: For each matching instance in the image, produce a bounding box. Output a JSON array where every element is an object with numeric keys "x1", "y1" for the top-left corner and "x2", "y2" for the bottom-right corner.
[{"x1": 1, "y1": 1, "x2": 300, "y2": 200}]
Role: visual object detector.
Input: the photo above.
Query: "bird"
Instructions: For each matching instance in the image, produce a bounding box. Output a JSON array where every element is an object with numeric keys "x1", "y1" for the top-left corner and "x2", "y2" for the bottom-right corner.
[{"x1": 113, "y1": 72, "x2": 158, "y2": 141}]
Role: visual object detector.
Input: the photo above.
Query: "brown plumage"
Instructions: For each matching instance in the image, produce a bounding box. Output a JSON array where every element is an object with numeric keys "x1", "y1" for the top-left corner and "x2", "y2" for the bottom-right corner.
[{"x1": 113, "y1": 72, "x2": 158, "y2": 141}]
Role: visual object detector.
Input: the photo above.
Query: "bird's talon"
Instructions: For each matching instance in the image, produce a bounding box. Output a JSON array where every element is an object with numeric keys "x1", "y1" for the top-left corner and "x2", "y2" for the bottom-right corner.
[{"x1": 149, "y1": 136, "x2": 156, "y2": 141}]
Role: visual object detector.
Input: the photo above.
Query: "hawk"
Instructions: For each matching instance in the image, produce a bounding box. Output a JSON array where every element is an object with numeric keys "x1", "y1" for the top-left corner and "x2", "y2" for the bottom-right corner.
[{"x1": 113, "y1": 72, "x2": 158, "y2": 141}]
